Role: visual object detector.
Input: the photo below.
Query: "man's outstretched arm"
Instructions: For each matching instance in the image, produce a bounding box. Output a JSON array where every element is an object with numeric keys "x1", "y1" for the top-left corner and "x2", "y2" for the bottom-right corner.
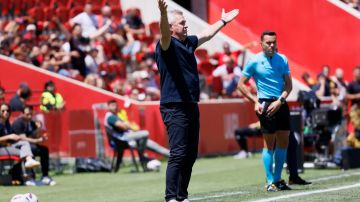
[
  {"x1": 196, "y1": 9, "x2": 239, "y2": 47},
  {"x1": 158, "y1": 0, "x2": 171, "y2": 51}
]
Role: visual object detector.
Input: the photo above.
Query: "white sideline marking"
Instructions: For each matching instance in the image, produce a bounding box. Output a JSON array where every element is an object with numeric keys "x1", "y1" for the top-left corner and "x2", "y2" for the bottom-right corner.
[
  {"x1": 311, "y1": 171, "x2": 360, "y2": 182},
  {"x1": 250, "y1": 183, "x2": 360, "y2": 202},
  {"x1": 191, "y1": 191, "x2": 247, "y2": 201},
  {"x1": 190, "y1": 172, "x2": 360, "y2": 201}
]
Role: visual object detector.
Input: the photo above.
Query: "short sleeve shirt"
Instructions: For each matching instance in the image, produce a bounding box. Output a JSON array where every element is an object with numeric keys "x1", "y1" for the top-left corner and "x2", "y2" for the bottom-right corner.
[
  {"x1": 242, "y1": 52, "x2": 290, "y2": 99},
  {"x1": 155, "y1": 36, "x2": 199, "y2": 104}
]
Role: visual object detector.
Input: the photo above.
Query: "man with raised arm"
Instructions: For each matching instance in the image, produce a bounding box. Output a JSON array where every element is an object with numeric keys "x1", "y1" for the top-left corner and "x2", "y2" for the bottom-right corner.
[{"x1": 155, "y1": 0, "x2": 239, "y2": 201}]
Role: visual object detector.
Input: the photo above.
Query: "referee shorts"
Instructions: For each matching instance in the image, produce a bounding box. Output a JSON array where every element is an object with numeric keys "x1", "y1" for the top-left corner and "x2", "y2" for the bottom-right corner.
[{"x1": 256, "y1": 98, "x2": 290, "y2": 134}]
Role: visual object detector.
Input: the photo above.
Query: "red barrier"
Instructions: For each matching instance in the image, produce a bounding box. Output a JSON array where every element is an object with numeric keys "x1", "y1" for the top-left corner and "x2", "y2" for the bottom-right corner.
[
  {"x1": 37, "y1": 100, "x2": 267, "y2": 158},
  {"x1": 208, "y1": 0, "x2": 360, "y2": 81}
]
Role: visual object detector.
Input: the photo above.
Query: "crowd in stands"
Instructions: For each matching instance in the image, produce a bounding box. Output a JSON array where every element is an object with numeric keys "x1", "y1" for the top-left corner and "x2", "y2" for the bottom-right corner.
[
  {"x1": 341, "y1": 0, "x2": 360, "y2": 11},
  {"x1": 0, "y1": 0, "x2": 259, "y2": 101}
]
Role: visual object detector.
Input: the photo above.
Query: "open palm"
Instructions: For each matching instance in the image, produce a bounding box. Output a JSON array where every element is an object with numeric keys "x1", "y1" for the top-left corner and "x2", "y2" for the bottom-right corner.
[{"x1": 221, "y1": 9, "x2": 239, "y2": 23}]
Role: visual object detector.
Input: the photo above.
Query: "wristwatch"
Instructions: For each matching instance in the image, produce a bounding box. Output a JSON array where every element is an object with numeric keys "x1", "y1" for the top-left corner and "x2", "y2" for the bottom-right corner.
[{"x1": 279, "y1": 97, "x2": 286, "y2": 104}]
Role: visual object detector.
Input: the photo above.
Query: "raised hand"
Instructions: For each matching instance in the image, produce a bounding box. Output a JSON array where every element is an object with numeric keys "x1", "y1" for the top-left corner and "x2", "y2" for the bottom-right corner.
[
  {"x1": 221, "y1": 8, "x2": 239, "y2": 23},
  {"x1": 158, "y1": 0, "x2": 168, "y2": 14}
]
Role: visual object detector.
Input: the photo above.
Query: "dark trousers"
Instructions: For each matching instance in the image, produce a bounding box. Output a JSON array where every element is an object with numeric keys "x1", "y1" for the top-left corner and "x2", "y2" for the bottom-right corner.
[
  {"x1": 30, "y1": 144, "x2": 49, "y2": 177},
  {"x1": 160, "y1": 103, "x2": 200, "y2": 201},
  {"x1": 234, "y1": 127, "x2": 261, "y2": 152},
  {"x1": 287, "y1": 131, "x2": 299, "y2": 177}
]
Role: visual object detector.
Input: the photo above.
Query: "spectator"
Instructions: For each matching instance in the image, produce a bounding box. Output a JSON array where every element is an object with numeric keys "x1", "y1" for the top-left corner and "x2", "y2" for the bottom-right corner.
[
  {"x1": 69, "y1": 3, "x2": 98, "y2": 37},
  {"x1": 212, "y1": 41, "x2": 257, "y2": 66},
  {"x1": 12, "y1": 105, "x2": 56, "y2": 186},
  {"x1": 331, "y1": 68, "x2": 348, "y2": 104},
  {"x1": 122, "y1": 7, "x2": 146, "y2": 39},
  {"x1": 104, "y1": 100, "x2": 169, "y2": 162},
  {"x1": 84, "y1": 73, "x2": 105, "y2": 89},
  {"x1": 40, "y1": 80, "x2": 65, "y2": 112},
  {"x1": 313, "y1": 65, "x2": 333, "y2": 98},
  {"x1": 0, "y1": 103, "x2": 41, "y2": 184},
  {"x1": 212, "y1": 55, "x2": 242, "y2": 96},
  {"x1": 63, "y1": 21, "x2": 111, "y2": 77},
  {"x1": 313, "y1": 72, "x2": 336, "y2": 99},
  {"x1": 233, "y1": 121, "x2": 261, "y2": 159},
  {"x1": 301, "y1": 72, "x2": 316, "y2": 88},
  {"x1": 9, "y1": 83, "x2": 32, "y2": 112},
  {"x1": 85, "y1": 48, "x2": 99, "y2": 74}
]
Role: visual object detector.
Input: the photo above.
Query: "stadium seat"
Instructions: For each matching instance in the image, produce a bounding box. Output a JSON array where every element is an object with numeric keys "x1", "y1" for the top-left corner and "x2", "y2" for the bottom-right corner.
[
  {"x1": 53, "y1": 0, "x2": 69, "y2": 8},
  {"x1": 0, "y1": 0, "x2": 9, "y2": 16},
  {"x1": 28, "y1": 7, "x2": 45, "y2": 21},
  {"x1": 148, "y1": 21, "x2": 160, "y2": 36},
  {"x1": 195, "y1": 48, "x2": 209, "y2": 62},
  {"x1": 69, "y1": 0, "x2": 87, "y2": 8},
  {"x1": 55, "y1": 7, "x2": 70, "y2": 23},
  {"x1": 92, "y1": 5, "x2": 101, "y2": 15},
  {"x1": 211, "y1": 76, "x2": 223, "y2": 96},
  {"x1": 198, "y1": 61, "x2": 215, "y2": 76},
  {"x1": 111, "y1": 6, "x2": 122, "y2": 23},
  {"x1": 39, "y1": 0, "x2": 52, "y2": 7},
  {"x1": 44, "y1": 7, "x2": 56, "y2": 21},
  {"x1": 69, "y1": 6, "x2": 83, "y2": 18},
  {"x1": 111, "y1": 62, "x2": 126, "y2": 79},
  {"x1": 103, "y1": 0, "x2": 121, "y2": 7},
  {"x1": 0, "y1": 154, "x2": 21, "y2": 185},
  {"x1": 23, "y1": 0, "x2": 37, "y2": 10},
  {"x1": 9, "y1": 0, "x2": 23, "y2": 16},
  {"x1": 90, "y1": 0, "x2": 103, "y2": 7}
]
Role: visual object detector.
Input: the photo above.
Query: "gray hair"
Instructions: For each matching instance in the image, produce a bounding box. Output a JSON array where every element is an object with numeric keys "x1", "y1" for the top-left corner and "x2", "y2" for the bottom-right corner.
[{"x1": 167, "y1": 9, "x2": 183, "y2": 25}]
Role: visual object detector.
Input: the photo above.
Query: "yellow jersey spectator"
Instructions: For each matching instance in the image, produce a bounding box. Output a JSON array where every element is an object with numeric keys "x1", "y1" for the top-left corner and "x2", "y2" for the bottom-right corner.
[{"x1": 40, "y1": 80, "x2": 65, "y2": 112}]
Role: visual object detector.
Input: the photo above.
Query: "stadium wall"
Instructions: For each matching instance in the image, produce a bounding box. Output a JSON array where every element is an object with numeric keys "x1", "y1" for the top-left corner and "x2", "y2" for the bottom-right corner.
[{"x1": 208, "y1": 0, "x2": 360, "y2": 82}]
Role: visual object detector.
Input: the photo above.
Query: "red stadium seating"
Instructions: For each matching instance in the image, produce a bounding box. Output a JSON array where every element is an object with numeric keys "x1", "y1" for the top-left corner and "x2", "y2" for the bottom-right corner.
[
  {"x1": 56, "y1": 6, "x2": 70, "y2": 23},
  {"x1": 211, "y1": 76, "x2": 223, "y2": 95},
  {"x1": 90, "y1": 0, "x2": 103, "y2": 7},
  {"x1": 23, "y1": 0, "x2": 37, "y2": 10},
  {"x1": 0, "y1": 0, "x2": 10, "y2": 16},
  {"x1": 39, "y1": 0, "x2": 52, "y2": 7},
  {"x1": 53, "y1": 0, "x2": 69, "y2": 8},
  {"x1": 198, "y1": 61, "x2": 215, "y2": 76},
  {"x1": 9, "y1": 0, "x2": 22, "y2": 16},
  {"x1": 148, "y1": 21, "x2": 160, "y2": 36},
  {"x1": 195, "y1": 48, "x2": 209, "y2": 62},
  {"x1": 111, "y1": 6, "x2": 122, "y2": 23},
  {"x1": 43, "y1": 7, "x2": 55, "y2": 21},
  {"x1": 28, "y1": 7, "x2": 45, "y2": 21},
  {"x1": 70, "y1": 0, "x2": 87, "y2": 8},
  {"x1": 70, "y1": 6, "x2": 83, "y2": 18},
  {"x1": 103, "y1": 0, "x2": 121, "y2": 7}
]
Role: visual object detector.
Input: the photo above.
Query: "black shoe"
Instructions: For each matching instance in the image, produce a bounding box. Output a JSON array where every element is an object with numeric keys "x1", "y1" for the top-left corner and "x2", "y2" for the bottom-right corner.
[
  {"x1": 289, "y1": 175, "x2": 312, "y2": 185},
  {"x1": 274, "y1": 179, "x2": 292, "y2": 190}
]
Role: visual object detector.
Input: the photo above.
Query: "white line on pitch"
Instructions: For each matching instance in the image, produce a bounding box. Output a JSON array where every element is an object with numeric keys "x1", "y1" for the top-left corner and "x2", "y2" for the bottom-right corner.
[
  {"x1": 250, "y1": 183, "x2": 360, "y2": 202},
  {"x1": 191, "y1": 191, "x2": 247, "y2": 201},
  {"x1": 189, "y1": 171, "x2": 360, "y2": 201},
  {"x1": 310, "y1": 171, "x2": 360, "y2": 182}
]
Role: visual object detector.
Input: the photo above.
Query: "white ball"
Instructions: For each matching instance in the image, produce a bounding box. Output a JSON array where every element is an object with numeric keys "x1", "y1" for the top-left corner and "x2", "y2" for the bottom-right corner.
[
  {"x1": 146, "y1": 159, "x2": 161, "y2": 171},
  {"x1": 11, "y1": 193, "x2": 38, "y2": 202},
  {"x1": 11, "y1": 194, "x2": 27, "y2": 202},
  {"x1": 23, "y1": 193, "x2": 39, "y2": 202}
]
